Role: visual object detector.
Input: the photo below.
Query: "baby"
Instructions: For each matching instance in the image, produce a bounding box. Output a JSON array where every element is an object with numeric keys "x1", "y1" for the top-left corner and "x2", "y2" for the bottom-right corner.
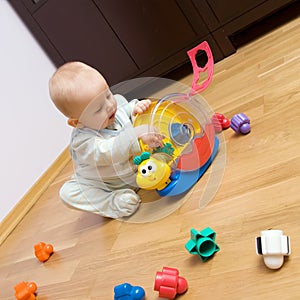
[{"x1": 49, "y1": 61, "x2": 164, "y2": 218}]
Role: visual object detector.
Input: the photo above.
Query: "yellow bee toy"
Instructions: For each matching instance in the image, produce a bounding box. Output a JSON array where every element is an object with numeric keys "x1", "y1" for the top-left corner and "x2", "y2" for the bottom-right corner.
[{"x1": 133, "y1": 152, "x2": 172, "y2": 191}]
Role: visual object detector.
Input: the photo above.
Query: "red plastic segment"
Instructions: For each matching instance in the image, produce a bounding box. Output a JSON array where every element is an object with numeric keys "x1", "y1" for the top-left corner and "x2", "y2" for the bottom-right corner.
[
  {"x1": 154, "y1": 267, "x2": 188, "y2": 299},
  {"x1": 187, "y1": 41, "x2": 214, "y2": 95},
  {"x1": 177, "y1": 124, "x2": 215, "y2": 171}
]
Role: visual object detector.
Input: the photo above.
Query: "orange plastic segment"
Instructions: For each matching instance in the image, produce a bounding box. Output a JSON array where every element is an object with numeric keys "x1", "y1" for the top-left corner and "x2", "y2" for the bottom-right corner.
[
  {"x1": 34, "y1": 242, "x2": 54, "y2": 262},
  {"x1": 14, "y1": 281, "x2": 37, "y2": 300}
]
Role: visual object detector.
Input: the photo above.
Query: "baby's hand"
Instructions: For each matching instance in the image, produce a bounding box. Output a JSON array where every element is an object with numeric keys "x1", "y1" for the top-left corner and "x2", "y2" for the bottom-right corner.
[
  {"x1": 140, "y1": 132, "x2": 165, "y2": 149},
  {"x1": 133, "y1": 99, "x2": 152, "y2": 116}
]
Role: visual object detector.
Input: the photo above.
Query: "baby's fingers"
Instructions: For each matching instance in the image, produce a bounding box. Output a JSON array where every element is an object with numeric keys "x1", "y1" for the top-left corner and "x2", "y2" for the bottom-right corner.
[{"x1": 151, "y1": 134, "x2": 165, "y2": 148}]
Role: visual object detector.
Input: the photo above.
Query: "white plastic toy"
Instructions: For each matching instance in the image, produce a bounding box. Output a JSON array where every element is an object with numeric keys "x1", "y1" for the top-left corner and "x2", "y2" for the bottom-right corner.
[{"x1": 256, "y1": 230, "x2": 291, "y2": 269}]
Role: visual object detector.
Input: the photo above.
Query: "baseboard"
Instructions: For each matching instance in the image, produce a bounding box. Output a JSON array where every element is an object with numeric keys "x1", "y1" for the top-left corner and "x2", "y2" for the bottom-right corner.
[{"x1": 0, "y1": 147, "x2": 71, "y2": 245}]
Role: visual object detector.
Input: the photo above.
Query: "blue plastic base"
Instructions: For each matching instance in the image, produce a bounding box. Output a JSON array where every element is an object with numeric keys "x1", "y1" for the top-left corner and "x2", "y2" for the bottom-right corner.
[{"x1": 157, "y1": 135, "x2": 219, "y2": 197}]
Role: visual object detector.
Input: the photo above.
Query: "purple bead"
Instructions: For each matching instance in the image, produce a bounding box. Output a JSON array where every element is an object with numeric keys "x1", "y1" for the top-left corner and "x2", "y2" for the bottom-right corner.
[
  {"x1": 240, "y1": 123, "x2": 251, "y2": 134},
  {"x1": 230, "y1": 113, "x2": 250, "y2": 134}
]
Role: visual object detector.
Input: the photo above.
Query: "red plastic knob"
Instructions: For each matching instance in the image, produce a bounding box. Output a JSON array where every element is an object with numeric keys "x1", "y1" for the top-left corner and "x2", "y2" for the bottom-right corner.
[
  {"x1": 212, "y1": 113, "x2": 230, "y2": 132},
  {"x1": 177, "y1": 276, "x2": 188, "y2": 294},
  {"x1": 154, "y1": 267, "x2": 188, "y2": 299},
  {"x1": 221, "y1": 117, "x2": 231, "y2": 129}
]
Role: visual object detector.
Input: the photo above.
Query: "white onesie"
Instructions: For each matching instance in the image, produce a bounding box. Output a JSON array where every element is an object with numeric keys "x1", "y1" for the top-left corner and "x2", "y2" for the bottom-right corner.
[{"x1": 60, "y1": 95, "x2": 142, "y2": 218}]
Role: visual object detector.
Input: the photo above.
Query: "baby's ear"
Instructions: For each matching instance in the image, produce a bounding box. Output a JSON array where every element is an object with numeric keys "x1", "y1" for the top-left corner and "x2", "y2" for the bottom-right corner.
[{"x1": 68, "y1": 118, "x2": 82, "y2": 128}]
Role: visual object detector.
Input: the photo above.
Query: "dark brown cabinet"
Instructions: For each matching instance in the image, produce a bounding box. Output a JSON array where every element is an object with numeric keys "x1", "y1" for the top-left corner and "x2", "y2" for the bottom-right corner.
[
  {"x1": 193, "y1": 0, "x2": 298, "y2": 56},
  {"x1": 33, "y1": 0, "x2": 139, "y2": 84},
  {"x1": 93, "y1": 1, "x2": 207, "y2": 69},
  {"x1": 9, "y1": 0, "x2": 298, "y2": 85},
  {"x1": 10, "y1": 0, "x2": 222, "y2": 85}
]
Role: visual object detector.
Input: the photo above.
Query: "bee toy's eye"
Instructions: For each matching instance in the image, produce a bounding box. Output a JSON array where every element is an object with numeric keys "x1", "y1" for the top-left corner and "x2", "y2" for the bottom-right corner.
[
  {"x1": 146, "y1": 161, "x2": 157, "y2": 172},
  {"x1": 139, "y1": 160, "x2": 158, "y2": 177},
  {"x1": 140, "y1": 166, "x2": 149, "y2": 177}
]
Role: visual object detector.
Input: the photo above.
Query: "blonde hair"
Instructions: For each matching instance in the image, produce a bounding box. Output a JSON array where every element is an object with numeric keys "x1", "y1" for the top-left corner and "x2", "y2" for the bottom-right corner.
[{"x1": 49, "y1": 61, "x2": 106, "y2": 118}]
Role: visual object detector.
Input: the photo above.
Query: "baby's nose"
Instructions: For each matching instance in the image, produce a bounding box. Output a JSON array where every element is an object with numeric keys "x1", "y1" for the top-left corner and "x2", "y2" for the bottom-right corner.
[{"x1": 106, "y1": 102, "x2": 114, "y2": 112}]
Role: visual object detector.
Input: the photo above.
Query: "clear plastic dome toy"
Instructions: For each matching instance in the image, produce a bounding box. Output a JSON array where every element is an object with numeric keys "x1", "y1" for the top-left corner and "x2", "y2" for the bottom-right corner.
[{"x1": 133, "y1": 41, "x2": 218, "y2": 196}]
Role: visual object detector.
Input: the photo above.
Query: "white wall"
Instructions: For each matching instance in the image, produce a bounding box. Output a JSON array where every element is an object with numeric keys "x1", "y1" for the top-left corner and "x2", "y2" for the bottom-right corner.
[{"x1": 0, "y1": 1, "x2": 72, "y2": 222}]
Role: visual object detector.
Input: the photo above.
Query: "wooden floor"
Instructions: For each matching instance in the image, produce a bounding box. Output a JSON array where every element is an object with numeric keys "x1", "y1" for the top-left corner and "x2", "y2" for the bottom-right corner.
[{"x1": 1, "y1": 17, "x2": 300, "y2": 300}]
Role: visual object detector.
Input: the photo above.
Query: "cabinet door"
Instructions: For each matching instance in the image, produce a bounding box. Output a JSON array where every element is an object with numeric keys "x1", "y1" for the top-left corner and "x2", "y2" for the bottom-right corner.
[
  {"x1": 33, "y1": 0, "x2": 138, "y2": 84},
  {"x1": 205, "y1": 0, "x2": 266, "y2": 25},
  {"x1": 193, "y1": 0, "x2": 297, "y2": 56},
  {"x1": 94, "y1": 0, "x2": 209, "y2": 69},
  {"x1": 194, "y1": 0, "x2": 296, "y2": 31}
]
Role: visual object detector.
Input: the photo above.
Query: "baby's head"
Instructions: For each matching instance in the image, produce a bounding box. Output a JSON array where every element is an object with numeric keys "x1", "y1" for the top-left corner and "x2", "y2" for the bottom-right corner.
[{"x1": 49, "y1": 61, "x2": 117, "y2": 130}]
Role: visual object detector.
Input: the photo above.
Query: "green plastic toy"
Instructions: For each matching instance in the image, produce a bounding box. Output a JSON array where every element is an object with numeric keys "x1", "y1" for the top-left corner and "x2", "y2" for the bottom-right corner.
[{"x1": 185, "y1": 227, "x2": 220, "y2": 262}]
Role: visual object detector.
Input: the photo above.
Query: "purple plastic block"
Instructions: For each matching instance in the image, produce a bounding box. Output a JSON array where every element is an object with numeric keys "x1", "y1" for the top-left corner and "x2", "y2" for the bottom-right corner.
[{"x1": 230, "y1": 113, "x2": 251, "y2": 134}]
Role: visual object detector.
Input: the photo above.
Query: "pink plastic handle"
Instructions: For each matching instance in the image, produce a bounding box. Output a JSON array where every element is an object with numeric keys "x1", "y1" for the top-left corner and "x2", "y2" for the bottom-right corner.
[{"x1": 187, "y1": 41, "x2": 214, "y2": 95}]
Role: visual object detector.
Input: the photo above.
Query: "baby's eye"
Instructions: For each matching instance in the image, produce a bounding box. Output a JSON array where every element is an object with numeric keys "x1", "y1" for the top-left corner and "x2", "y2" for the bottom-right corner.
[
  {"x1": 106, "y1": 92, "x2": 113, "y2": 100},
  {"x1": 95, "y1": 107, "x2": 103, "y2": 113}
]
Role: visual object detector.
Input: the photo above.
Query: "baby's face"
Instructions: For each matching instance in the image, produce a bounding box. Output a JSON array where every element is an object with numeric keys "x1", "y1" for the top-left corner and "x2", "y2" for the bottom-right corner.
[{"x1": 78, "y1": 88, "x2": 117, "y2": 130}]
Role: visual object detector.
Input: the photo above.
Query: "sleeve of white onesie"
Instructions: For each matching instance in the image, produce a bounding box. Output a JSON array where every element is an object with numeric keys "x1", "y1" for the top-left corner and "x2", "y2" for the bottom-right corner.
[
  {"x1": 93, "y1": 125, "x2": 140, "y2": 165},
  {"x1": 114, "y1": 94, "x2": 139, "y2": 121},
  {"x1": 71, "y1": 96, "x2": 141, "y2": 167}
]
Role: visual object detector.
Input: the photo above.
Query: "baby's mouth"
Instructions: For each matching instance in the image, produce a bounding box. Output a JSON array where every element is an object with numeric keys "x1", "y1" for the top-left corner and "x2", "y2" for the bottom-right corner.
[{"x1": 109, "y1": 111, "x2": 116, "y2": 120}]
